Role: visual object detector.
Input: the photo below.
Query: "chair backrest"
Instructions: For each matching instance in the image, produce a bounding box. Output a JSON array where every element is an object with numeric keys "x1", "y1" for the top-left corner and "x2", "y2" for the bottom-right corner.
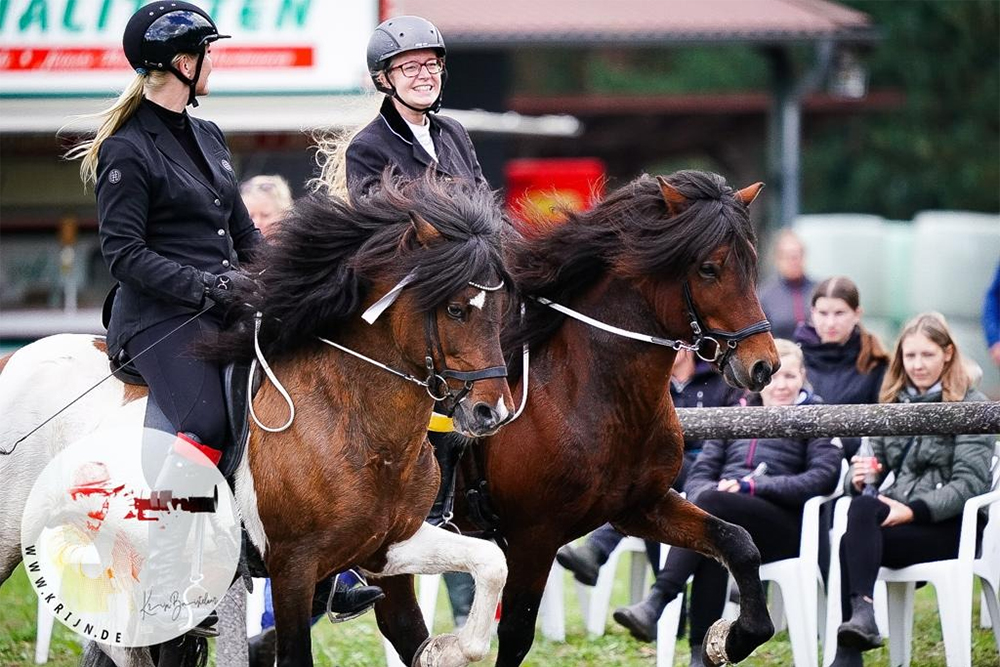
[{"x1": 979, "y1": 441, "x2": 1000, "y2": 568}]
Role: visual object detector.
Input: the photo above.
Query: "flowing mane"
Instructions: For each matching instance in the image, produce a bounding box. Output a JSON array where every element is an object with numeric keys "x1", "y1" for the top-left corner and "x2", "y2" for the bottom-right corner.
[
  {"x1": 219, "y1": 176, "x2": 509, "y2": 361},
  {"x1": 503, "y1": 170, "x2": 758, "y2": 354}
]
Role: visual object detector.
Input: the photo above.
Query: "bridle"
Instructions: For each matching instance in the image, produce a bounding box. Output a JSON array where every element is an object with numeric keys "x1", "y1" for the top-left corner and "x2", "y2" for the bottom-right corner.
[
  {"x1": 532, "y1": 280, "x2": 770, "y2": 373},
  {"x1": 249, "y1": 277, "x2": 508, "y2": 432},
  {"x1": 681, "y1": 281, "x2": 772, "y2": 370},
  {"x1": 423, "y1": 301, "x2": 508, "y2": 409}
]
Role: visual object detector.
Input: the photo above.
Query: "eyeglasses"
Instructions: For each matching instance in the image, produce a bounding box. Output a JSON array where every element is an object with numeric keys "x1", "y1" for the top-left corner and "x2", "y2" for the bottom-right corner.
[{"x1": 390, "y1": 58, "x2": 445, "y2": 78}]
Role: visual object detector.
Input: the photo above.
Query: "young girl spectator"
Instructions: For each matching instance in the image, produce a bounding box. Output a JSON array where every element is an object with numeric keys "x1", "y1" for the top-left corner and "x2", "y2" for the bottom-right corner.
[
  {"x1": 832, "y1": 313, "x2": 994, "y2": 667},
  {"x1": 795, "y1": 276, "x2": 890, "y2": 458},
  {"x1": 613, "y1": 339, "x2": 842, "y2": 665}
]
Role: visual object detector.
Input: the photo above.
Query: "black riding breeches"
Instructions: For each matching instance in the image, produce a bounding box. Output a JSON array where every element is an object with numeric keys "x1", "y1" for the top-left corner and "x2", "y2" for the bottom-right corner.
[
  {"x1": 125, "y1": 313, "x2": 228, "y2": 448},
  {"x1": 837, "y1": 494, "x2": 973, "y2": 619}
]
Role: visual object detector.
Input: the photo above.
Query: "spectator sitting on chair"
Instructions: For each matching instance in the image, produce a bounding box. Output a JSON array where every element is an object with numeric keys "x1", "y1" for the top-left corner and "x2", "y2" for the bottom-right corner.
[
  {"x1": 555, "y1": 348, "x2": 745, "y2": 585},
  {"x1": 758, "y1": 229, "x2": 815, "y2": 340},
  {"x1": 612, "y1": 339, "x2": 841, "y2": 667},
  {"x1": 831, "y1": 312, "x2": 993, "y2": 667}
]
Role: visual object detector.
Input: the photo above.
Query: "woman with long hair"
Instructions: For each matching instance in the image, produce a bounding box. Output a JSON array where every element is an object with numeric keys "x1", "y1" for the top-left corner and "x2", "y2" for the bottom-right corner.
[
  {"x1": 831, "y1": 312, "x2": 994, "y2": 666},
  {"x1": 67, "y1": 0, "x2": 260, "y2": 472},
  {"x1": 795, "y1": 276, "x2": 890, "y2": 459}
]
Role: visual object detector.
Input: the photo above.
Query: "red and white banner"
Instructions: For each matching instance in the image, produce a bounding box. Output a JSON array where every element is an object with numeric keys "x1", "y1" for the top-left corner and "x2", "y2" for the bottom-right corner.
[{"x1": 0, "y1": 1, "x2": 377, "y2": 94}]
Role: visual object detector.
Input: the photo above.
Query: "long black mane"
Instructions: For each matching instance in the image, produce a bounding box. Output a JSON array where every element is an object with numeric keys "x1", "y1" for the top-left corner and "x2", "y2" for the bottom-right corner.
[
  {"x1": 217, "y1": 176, "x2": 509, "y2": 361},
  {"x1": 503, "y1": 170, "x2": 758, "y2": 356}
]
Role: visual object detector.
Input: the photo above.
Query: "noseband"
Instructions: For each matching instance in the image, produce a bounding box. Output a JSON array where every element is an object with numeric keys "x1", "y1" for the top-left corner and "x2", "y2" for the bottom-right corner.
[{"x1": 682, "y1": 282, "x2": 771, "y2": 369}]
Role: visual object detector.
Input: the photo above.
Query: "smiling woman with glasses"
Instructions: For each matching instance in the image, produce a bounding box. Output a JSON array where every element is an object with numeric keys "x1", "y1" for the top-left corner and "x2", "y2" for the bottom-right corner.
[{"x1": 310, "y1": 15, "x2": 487, "y2": 201}]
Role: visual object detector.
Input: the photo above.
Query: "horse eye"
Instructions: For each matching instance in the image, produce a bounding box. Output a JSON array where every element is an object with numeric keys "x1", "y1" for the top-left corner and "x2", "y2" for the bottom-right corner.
[
  {"x1": 446, "y1": 304, "x2": 465, "y2": 320},
  {"x1": 698, "y1": 263, "x2": 719, "y2": 279}
]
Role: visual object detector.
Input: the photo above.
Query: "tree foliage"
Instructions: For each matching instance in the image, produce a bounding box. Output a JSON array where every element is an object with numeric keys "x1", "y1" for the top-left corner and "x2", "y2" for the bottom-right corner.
[{"x1": 802, "y1": 0, "x2": 999, "y2": 218}]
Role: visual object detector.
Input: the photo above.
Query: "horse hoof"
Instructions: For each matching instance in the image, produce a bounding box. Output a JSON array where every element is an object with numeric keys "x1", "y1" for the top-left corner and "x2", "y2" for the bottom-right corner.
[
  {"x1": 703, "y1": 618, "x2": 732, "y2": 666},
  {"x1": 412, "y1": 633, "x2": 465, "y2": 667}
]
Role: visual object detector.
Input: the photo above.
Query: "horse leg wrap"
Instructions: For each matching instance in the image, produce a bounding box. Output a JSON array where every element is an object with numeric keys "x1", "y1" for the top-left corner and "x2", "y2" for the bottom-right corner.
[
  {"x1": 703, "y1": 618, "x2": 732, "y2": 666},
  {"x1": 411, "y1": 633, "x2": 465, "y2": 667}
]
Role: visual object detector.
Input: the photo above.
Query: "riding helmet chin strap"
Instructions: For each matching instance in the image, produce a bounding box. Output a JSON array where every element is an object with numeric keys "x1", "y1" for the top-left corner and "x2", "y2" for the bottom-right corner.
[{"x1": 167, "y1": 49, "x2": 206, "y2": 108}]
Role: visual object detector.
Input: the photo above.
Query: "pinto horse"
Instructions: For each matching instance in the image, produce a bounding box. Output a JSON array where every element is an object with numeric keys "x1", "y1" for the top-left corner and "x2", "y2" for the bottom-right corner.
[
  {"x1": 376, "y1": 171, "x2": 780, "y2": 667},
  {"x1": 0, "y1": 177, "x2": 514, "y2": 667}
]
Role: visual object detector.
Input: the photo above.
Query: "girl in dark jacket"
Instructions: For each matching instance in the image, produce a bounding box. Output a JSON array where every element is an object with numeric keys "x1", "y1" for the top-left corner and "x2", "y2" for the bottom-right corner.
[
  {"x1": 613, "y1": 340, "x2": 842, "y2": 664},
  {"x1": 795, "y1": 275, "x2": 890, "y2": 459},
  {"x1": 831, "y1": 312, "x2": 994, "y2": 667}
]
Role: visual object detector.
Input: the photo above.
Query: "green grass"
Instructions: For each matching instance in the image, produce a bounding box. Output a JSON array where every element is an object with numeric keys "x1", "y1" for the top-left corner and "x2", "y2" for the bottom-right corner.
[{"x1": 3, "y1": 558, "x2": 998, "y2": 666}]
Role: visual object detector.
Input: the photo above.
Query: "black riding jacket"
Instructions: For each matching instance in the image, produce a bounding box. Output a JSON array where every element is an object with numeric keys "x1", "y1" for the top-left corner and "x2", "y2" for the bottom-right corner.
[
  {"x1": 96, "y1": 101, "x2": 262, "y2": 356},
  {"x1": 345, "y1": 97, "x2": 486, "y2": 198}
]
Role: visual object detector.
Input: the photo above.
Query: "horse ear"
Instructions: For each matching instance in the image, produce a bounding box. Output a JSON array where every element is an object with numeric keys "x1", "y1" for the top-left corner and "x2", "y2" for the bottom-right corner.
[
  {"x1": 408, "y1": 211, "x2": 441, "y2": 246},
  {"x1": 656, "y1": 175, "x2": 686, "y2": 216},
  {"x1": 735, "y1": 182, "x2": 765, "y2": 207}
]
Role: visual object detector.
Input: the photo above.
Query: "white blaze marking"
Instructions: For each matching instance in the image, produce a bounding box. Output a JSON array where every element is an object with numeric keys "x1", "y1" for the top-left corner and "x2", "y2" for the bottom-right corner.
[{"x1": 469, "y1": 290, "x2": 486, "y2": 310}]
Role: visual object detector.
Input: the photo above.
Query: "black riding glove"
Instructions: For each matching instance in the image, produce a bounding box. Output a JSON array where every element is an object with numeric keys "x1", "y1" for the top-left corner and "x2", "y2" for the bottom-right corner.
[{"x1": 202, "y1": 270, "x2": 256, "y2": 307}]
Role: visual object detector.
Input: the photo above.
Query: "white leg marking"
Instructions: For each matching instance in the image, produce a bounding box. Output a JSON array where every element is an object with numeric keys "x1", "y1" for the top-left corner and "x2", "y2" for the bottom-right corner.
[{"x1": 375, "y1": 523, "x2": 506, "y2": 665}]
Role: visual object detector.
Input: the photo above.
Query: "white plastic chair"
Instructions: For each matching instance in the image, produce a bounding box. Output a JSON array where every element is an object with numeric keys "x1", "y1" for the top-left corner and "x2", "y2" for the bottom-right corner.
[
  {"x1": 824, "y1": 442, "x2": 1000, "y2": 667},
  {"x1": 35, "y1": 596, "x2": 54, "y2": 664},
  {"x1": 573, "y1": 536, "x2": 650, "y2": 636}
]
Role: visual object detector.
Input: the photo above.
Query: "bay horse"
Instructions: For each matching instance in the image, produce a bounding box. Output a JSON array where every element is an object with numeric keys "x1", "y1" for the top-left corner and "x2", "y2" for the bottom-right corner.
[
  {"x1": 0, "y1": 177, "x2": 514, "y2": 667},
  {"x1": 375, "y1": 170, "x2": 780, "y2": 666}
]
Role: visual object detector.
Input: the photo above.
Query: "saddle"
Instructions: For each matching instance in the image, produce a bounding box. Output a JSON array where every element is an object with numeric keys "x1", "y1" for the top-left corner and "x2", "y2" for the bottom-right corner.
[{"x1": 109, "y1": 349, "x2": 261, "y2": 480}]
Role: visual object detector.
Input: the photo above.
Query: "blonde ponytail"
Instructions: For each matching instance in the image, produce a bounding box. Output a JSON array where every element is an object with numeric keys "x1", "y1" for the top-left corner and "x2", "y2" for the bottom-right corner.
[
  {"x1": 66, "y1": 64, "x2": 177, "y2": 186},
  {"x1": 308, "y1": 94, "x2": 382, "y2": 200},
  {"x1": 65, "y1": 74, "x2": 146, "y2": 186}
]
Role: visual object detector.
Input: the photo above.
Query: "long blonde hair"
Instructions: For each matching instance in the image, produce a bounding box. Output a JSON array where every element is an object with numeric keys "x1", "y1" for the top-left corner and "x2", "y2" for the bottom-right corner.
[
  {"x1": 310, "y1": 124, "x2": 365, "y2": 199},
  {"x1": 309, "y1": 93, "x2": 386, "y2": 199},
  {"x1": 65, "y1": 59, "x2": 181, "y2": 186},
  {"x1": 879, "y1": 312, "x2": 970, "y2": 403}
]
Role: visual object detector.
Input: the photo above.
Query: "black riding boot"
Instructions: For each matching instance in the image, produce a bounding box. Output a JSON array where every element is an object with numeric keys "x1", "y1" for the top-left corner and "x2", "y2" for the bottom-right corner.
[
  {"x1": 555, "y1": 542, "x2": 604, "y2": 586},
  {"x1": 426, "y1": 431, "x2": 464, "y2": 526},
  {"x1": 313, "y1": 571, "x2": 385, "y2": 618},
  {"x1": 837, "y1": 594, "x2": 883, "y2": 651},
  {"x1": 144, "y1": 433, "x2": 223, "y2": 639}
]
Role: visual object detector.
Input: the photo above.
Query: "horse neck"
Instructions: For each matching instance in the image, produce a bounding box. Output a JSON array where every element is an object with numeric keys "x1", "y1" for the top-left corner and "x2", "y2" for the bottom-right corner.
[
  {"x1": 305, "y1": 320, "x2": 432, "y2": 446},
  {"x1": 540, "y1": 275, "x2": 683, "y2": 418}
]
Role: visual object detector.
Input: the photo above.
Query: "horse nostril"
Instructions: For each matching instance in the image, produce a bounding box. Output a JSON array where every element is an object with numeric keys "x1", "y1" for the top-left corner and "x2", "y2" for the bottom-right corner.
[
  {"x1": 472, "y1": 402, "x2": 497, "y2": 427},
  {"x1": 751, "y1": 360, "x2": 773, "y2": 389}
]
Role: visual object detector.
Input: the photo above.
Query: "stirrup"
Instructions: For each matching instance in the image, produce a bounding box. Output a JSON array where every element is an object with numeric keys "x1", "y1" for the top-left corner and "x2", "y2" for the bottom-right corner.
[{"x1": 325, "y1": 569, "x2": 383, "y2": 624}]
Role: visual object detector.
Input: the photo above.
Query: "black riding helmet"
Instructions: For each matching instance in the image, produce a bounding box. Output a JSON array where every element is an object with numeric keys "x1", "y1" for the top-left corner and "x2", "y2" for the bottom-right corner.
[
  {"x1": 123, "y1": 1, "x2": 230, "y2": 107},
  {"x1": 366, "y1": 15, "x2": 447, "y2": 113}
]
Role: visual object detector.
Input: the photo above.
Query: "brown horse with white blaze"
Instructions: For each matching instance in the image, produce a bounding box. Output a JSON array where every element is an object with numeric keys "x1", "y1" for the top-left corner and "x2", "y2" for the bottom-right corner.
[
  {"x1": 375, "y1": 170, "x2": 780, "y2": 666},
  {"x1": 0, "y1": 177, "x2": 514, "y2": 667}
]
